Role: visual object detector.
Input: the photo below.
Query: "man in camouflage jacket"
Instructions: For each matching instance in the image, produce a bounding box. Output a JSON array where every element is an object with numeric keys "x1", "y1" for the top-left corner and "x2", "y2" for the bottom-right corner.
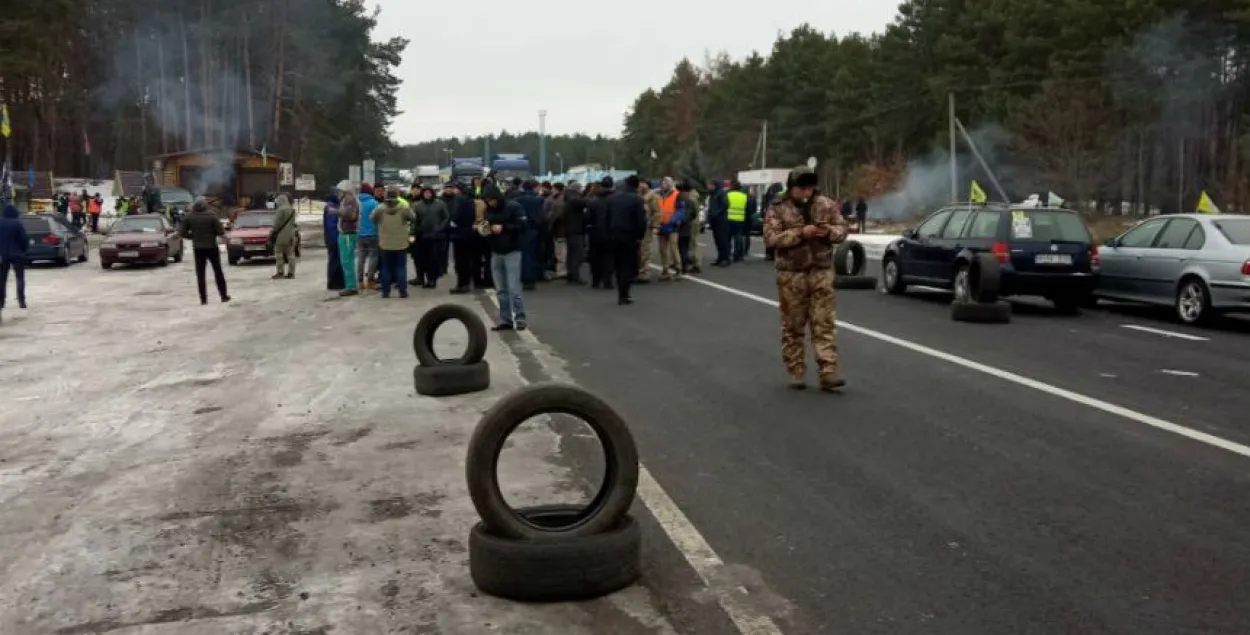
[{"x1": 762, "y1": 166, "x2": 850, "y2": 391}]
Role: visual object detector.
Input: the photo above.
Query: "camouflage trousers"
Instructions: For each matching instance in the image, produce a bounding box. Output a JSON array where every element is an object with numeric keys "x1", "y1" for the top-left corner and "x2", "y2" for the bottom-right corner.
[
  {"x1": 637, "y1": 230, "x2": 654, "y2": 281},
  {"x1": 776, "y1": 269, "x2": 837, "y2": 381}
]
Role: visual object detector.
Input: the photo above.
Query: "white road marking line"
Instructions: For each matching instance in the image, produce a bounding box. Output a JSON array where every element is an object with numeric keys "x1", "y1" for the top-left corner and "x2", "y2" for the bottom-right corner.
[
  {"x1": 1120, "y1": 324, "x2": 1209, "y2": 341},
  {"x1": 1160, "y1": 369, "x2": 1200, "y2": 377},
  {"x1": 483, "y1": 292, "x2": 787, "y2": 634},
  {"x1": 675, "y1": 273, "x2": 1250, "y2": 460}
]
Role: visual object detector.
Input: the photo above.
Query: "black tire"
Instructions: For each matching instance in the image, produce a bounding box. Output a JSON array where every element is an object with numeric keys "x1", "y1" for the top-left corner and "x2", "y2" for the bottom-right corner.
[
  {"x1": 834, "y1": 241, "x2": 866, "y2": 276},
  {"x1": 100, "y1": 261, "x2": 111, "y2": 270},
  {"x1": 413, "y1": 360, "x2": 490, "y2": 397},
  {"x1": 467, "y1": 382, "x2": 639, "y2": 540},
  {"x1": 57, "y1": 249, "x2": 71, "y2": 267},
  {"x1": 1175, "y1": 276, "x2": 1211, "y2": 325},
  {"x1": 950, "y1": 300, "x2": 1012, "y2": 324},
  {"x1": 469, "y1": 505, "x2": 642, "y2": 602},
  {"x1": 835, "y1": 274, "x2": 877, "y2": 290},
  {"x1": 881, "y1": 255, "x2": 907, "y2": 295},
  {"x1": 968, "y1": 252, "x2": 1002, "y2": 301},
  {"x1": 413, "y1": 303, "x2": 488, "y2": 366},
  {"x1": 173, "y1": 247, "x2": 183, "y2": 263},
  {"x1": 77, "y1": 247, "x2": 88, "y2": 263}
]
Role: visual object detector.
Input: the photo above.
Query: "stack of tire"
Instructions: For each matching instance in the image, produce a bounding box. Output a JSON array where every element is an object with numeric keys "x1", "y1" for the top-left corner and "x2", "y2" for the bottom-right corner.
[
  {"x1": 466, "y1": 383, "x2": 643, "y2": 602},
  {"x1": 413, "y1": 304, "x2": 492, "y2": 396},
  {"x1": 950, "y1": 253, "x2": 1012, "y2": 323},
  {"x1": 834, "y1": 240, "x2": 876, "y2": 290}
]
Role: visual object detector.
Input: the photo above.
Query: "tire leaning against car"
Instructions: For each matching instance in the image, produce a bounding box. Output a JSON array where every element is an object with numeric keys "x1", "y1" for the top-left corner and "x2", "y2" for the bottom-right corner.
[
  {"x1": 413, "y1": 303, "x2": 488, "y2": 366},
  {"x1": 466, "y1": 382, "x2": 639, "y2": 540},
  {"x1": 469, "y1": 504, "x2": 642, "y2": 602}
]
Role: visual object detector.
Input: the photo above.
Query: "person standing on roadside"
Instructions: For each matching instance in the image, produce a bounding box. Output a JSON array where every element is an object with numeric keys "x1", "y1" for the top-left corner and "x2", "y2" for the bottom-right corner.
[
  {"x1": 563, "y1": 182, "x2": 588, "y2": 285},
  {"x1": 855, "y1": 197, "x2": 868, "y2": 233},
  {"x1": 654, "y1": 177, "x2": 681, "y2": 280},
  {"x1": 546, "y1": 183, "x2": 568, "y2": 279},
  {"x1": 515, "y1": 180, "x2": 545, "y2": 291},
  {"x1": 322, "y1": 194, "x2": 345, "y2": 291},
  {"x1": 0, "y1": 204, "x2": 29, "y2": 322},
  {"x1": 763, "y1": 166, "x2": 848, "y2": 392},
  {"x1": 606, "y1": 175, "x2": 648, "y2": 305},
  {"x1": 587, "y1": 177, "x2": 615, "y2": 290},
  {"x1": 269, "y1": 194, "x2": 299, "y2": 280},
  {"x1": 68, "y1": 191, "x2": 84, "y2": 229},
  {"x1": 356, "y1": 185, "x2": 380, "y2": 290},
  {"x1": 370, "y1": 186, "x2": 415, "y2": 299},
  {"x1": 448, "y1": 182, "x2": 479, "y2": 294},
  {"x1": 677, "y1": 181, "x2": 703, "y2": 274},
  {"x1": 727, "y1": 180, "x2": 754, "y2": 263},
  {"x1": 410, "y1": 186, "x2": 449, "y2": 289},
  {"x1": 88, "y1": 193, "x2": 103, "y2": 233},
  {"x1": 762, "y1": 182, "x2": 783, "y2": 261},
  {"x1": 337, "y1": 182, "x2": 361, "y2": 297},
  {"x1": 636, "y1": 180, "x2": 662, "y2": 284},
  {"x1": 181, "y1": 201, "x2": 231, "y2": 306},
  {"x1": 484, "y1": 185, "x2": 528, "y2": 331}
]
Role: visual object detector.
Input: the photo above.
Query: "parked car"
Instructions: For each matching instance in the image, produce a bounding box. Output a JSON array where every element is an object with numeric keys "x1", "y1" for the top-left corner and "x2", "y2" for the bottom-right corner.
[
  {"x1": 20, "y1": 213, "x2": 89, "y2": 266},
  {"x1": 160, "y1": 186, "x2": 195, "y2": 226},
  {"x1": 880, "y1": 204, "x2": 1099, "y2": 312},
  {"x1": 226, "y1": 210, "x2": 277, "y2": 265},
  {"x1": 1095, "y1": 214, "x2": 1250, "y2": 324},
  {"x1": 99, "y1": 214, "x2": 183, "y2": 269}
]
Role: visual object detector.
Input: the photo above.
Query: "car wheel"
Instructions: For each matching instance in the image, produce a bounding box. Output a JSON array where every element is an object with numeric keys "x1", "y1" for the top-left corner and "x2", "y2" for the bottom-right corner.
[
  {"x1": 158, "y1": 249, "x2": 169, "y2": 267},
  {"x1": 100, "y1": 260, "x2": 111, "y2": 270},
  {"x1": 173, "y1": 247, "x2": 183, "y2": 263},
  {"x1": 78, "y1": 247, "x2": 88, "y2": 263},
  {"x1": 1175, "y1": 277, "x2": 1211, "y2": 325},
  {"x1": 881, "y1": 256, "x2": 907, "y2": 295},
  {"x1": 57, "y1": 249, "x2": 71, "y2": 267}
]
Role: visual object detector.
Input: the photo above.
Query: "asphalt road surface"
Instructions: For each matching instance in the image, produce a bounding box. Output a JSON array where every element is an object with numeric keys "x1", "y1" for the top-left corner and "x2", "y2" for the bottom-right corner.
[{"x1": 516, "y1": 243, "x2": 1250, "y2": 635}]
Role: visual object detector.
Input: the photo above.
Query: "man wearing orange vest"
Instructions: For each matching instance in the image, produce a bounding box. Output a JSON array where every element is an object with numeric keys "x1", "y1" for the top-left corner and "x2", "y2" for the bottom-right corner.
[{"x1": 654, "y1": 176, "x2": 682, "y2": 280}]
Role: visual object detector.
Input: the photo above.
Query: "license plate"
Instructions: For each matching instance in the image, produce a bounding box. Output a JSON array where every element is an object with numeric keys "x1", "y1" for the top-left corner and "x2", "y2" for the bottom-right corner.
[
  {"x1": 119, "y1": 251, "x2": 139, "y2": 258},
  {"x1": 246, "y1": 245, "x2": 266, "y2": 251},
  {"x1": 1035, "y1": 254, "x2": 1071, "y2": 265}
]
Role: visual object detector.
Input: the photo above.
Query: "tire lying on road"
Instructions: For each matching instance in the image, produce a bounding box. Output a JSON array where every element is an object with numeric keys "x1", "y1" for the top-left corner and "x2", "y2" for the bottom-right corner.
[
  {"x1": 835, "y1": 275, "x2": 877, "y2": 290},
  {"x1": 834, "y1": 240, "x2": 867, "y2": 276},
  {"x1": 950, "y1": 299, "x2": 1012, "y2": 324},
  {"x1": 413, "y1": 361, "x2": 491, "y2": 397},
  {"x1": 467, "y1": 382, "x2": 640, "y2": 540},
  {"x1": 469, "y1": 504, "x2": 642, "y2": 602},
  {"x1": 413, "y1": 303, "x2": 488, "y2": 366}
]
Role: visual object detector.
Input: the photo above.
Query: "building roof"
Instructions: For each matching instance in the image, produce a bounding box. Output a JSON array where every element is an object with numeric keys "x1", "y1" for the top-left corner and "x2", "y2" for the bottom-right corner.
[{"x1": 149, "y1": 148, "x2": 286, "y2": 161}]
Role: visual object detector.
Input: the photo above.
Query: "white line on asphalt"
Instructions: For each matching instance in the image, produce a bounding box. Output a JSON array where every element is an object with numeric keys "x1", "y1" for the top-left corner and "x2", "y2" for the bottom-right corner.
[
  {"x1": 1160, "y1": 369, "x2": 1200, "y2": 377},
  {"x1": 483, "y1": 294, "x2": 787, "y2": 635},
  {"x1": 1121, "y1": 324, "x2": 1210, "y2": 341},
  {"x1": 675, "y1": 273, "x2": 1250, "y2": 460}
]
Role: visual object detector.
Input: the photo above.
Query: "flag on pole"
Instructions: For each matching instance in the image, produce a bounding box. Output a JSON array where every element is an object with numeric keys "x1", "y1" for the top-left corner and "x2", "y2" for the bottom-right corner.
[
  {"x1": 0, "y1": 161, "x2": 12, "y2": 206},
  {"x1": 1196, "y1": 190, "x2": 1221, "y2": 215},
  {"x1": 1, "y1": 104, "x2": 11, "y2": 138},
  {"x1": 969, "y1": 180, "x2": 988, "y2": 204}
]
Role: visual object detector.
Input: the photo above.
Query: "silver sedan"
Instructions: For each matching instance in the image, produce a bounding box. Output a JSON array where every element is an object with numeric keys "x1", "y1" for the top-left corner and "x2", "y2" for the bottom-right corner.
[{"x1": 1096, "y1": 214, "x2": 1250, "y2": 324}]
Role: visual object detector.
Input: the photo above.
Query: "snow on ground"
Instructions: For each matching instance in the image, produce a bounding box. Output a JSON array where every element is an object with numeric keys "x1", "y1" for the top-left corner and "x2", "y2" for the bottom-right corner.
[{"x1": 0, "y1": 240, "x2": 678, "y2": 634}]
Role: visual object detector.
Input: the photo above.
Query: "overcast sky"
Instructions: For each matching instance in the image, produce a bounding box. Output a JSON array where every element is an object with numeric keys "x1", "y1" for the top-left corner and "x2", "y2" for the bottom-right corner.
[{"x1": 372, "y1": 0, "x2": 900, "y2": 144}]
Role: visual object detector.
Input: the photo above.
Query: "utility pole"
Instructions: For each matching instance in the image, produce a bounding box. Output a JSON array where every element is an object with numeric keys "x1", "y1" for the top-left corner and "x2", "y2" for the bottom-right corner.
[
  {"x1": 761, "y1": 120, "x2": 768, "y2": 169},
  {"x1": 538, "y1": 110, "x2": 547, "y2": 176},
  {"x1": 954, "y1": 117, "x2": 1009, "y2": 203},
  {"x1": 948, "y1": 92, "x2": 957, "y2": 204},
  {"x1": 1177, "y1": 138, "x2": 1184, "y2": 214}
]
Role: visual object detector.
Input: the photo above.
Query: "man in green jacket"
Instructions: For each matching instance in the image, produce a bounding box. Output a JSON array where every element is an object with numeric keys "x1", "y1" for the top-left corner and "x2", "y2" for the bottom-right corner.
[
  {"x1": 370, "y1": 186, "x2": 415, "y2": 298},
  {"x1": 409, "y1": 186, "x2": 449, "y2": 289},
  {"x1": 269, "y1": 194, "x2": 300, "y2": 279}
]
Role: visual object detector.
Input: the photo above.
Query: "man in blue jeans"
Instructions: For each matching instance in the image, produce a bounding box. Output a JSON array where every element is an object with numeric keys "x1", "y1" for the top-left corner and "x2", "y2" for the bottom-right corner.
[
  {"x1": 0, "y1": 203, "x2": 29, "y2": 323},
  {"x1": 483, "y1": 185, "x2": 528, "y2": 331}
]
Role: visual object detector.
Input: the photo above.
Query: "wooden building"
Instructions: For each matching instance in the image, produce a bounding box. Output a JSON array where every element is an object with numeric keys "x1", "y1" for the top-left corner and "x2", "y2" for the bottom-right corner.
[{"x1": 149, "y1": 148, "x2": 284, "y2": 208}]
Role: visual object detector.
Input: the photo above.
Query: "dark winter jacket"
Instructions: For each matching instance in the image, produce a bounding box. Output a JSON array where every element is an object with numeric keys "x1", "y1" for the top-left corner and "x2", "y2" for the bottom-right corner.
[
  {"x1": 547, "y1": 193, "x2": 568, "y2": 237},
  {"x1": 587, "y1": 188, "x2": 614, "y2": 242},
  {"x1": 0, "y1": 204, "x2": 30, "y2": 261},
  {"x1": 514, "y1": 187, "x2": 545, "y2": 232},
  {"x1": 706, "y1": 184, "x2": 727, "y2": 221},
  {"x1": 483, "y1": 188, "x2": 526, "y2": 254},
  {"x1": 449, "y1": 195, "x2": 478, "y2": 241},
  {"x1": 605, "y1": 186, "x2": 648, "y2": 244},
  {"x1": 411, "y1": 196, "x2": 449, "y2": 239},
  {"x1": 181, "y1": 205, "x2": 225, "y2": 251},
  {"x1": 563, "y1": 190, "x2": 587, "y2": 237},
  {"x1": 323, "y1": 196, "x2": 341, "y2": 247}
]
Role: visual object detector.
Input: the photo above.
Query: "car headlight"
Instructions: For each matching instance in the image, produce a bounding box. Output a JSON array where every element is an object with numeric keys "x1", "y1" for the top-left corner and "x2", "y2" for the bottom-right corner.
[
  {"x1": 100, "y1": 244, "x2": 116, "y2": 250},
  {"x1": 229, "y1": 238, "x2": 242, "y2": 245},
  {"x1": 140, "y1": 242, "x2": 159, "y2": 248}
]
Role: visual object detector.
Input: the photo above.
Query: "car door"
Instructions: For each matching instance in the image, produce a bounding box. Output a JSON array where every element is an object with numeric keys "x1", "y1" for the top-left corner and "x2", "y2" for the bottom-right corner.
[
  {"x1": 1139, "y1": 217, "x2": 1201, "y2": 302},
  {"x1": 50, "y1": 215, "x2": 81, "y2": 260},
  {"x1": 900, "y1": 209, "x2": 953, "y2": 282},
  {"x1": 1098, "y1": 218, "x2": 1168, "y2": 298},
  {"x1": 932, "y1": 206, "x2": 975, "y2": 283}
]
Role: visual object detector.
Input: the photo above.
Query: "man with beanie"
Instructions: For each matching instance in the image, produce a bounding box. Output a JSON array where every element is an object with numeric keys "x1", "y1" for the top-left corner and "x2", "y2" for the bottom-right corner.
[
  {"x1": 586, "y1": 176, "x2": 615, "y2": 290},
  {"x1": 0, "y1": 203, "x2": 30, "y2": 321},
  {"x1": 356, "y1": 185, "x2": 380, "y2": 290},
  {"x1": 515, "y1": 180, "x2": 545, "y2": 291},
  {"x1": 370, "y1": 186, "x2": 415, "y2": 298},
  {"x1": 763, "y1": 166, "x2": 849, "y2": 392},
  {"x1": 337, "y1": 181, "x2": 361, "y2": 296},
  {"x1": 181, "y1": 200, "x2": 231, "y2": 305},
  {"x1": 606, "y1": 175, "x2": 648, "y2": 305},
  {"x1": 483, "y1": 185, "x2": 528, "y2": 330},
  {"x1": 410, "y1": 186, "x2": 449, "y2": 288}
]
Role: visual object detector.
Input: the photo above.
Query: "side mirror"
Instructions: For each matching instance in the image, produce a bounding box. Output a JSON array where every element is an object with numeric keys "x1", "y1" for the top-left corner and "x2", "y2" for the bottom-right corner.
[
  {"x1": 1102, "y1": 237, "x2": 1117, "y2": 248},
  {"x1": 900, "y1": 229, "x2": 915, "y2": 240}
]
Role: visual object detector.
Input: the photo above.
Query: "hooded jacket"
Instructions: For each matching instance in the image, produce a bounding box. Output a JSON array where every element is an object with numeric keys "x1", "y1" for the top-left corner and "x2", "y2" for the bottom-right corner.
[
  {"x1": 182, "y1": 203, "x2": 225, "y2": 250},
  {"x1": 514, "y1": 186, "x2": 545, "y2": 232},
  {"x1": 482, "y1": 187, "x2": 526, "y2": 254},
  {"x1": 323, "y1": 195, "x2": 341, "y2": 247},
  {"x1": 449, "y1": 193, "x2": 478, "y2": 241},
  {"x1": 270, "y1": 196, "x2": 299, "y2": 248},
  {"x1": 0, "y1": 205, "x2": 30, "y2": 261},
  {"x1": 606, "y1": 185, "x2": 648, "y2": 244},
  {"x1": 411, "y1": 191, "x2": 450, "y2": 239},
  {"x1": 357, "y1": 192, "x2": 379, "y2": 237},
  {"x1": 706, "y1": 183, "x2": 727, "y2": 221},
  {"x1": 370, "y1": 197, "x2": 415, "y2": 251},
  {"x1": 338, "y1": 188, "x2": 361, "y2": 234}
]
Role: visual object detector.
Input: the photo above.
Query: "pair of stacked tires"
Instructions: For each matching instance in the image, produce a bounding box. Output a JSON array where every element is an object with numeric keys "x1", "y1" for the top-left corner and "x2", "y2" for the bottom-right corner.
[
  {"x1": 950, "y1": 253, "x2": 1012, "y2": 323},
  {"x1": 413, "y1": 304, "x2": 491, "y2": 396},
  {"x1": 466, "y1": 383, "x2": 643, "y2": 602},
  {"x1": 834, "y1": 241, "x2": 876, "y2": 290}
]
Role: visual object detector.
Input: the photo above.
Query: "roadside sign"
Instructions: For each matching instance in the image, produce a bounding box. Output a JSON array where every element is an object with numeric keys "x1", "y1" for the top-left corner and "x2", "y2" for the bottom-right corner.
[
  {"x1": 378, "y1": 166, "x2": 403, "y2": 186},
  {"x1": 349, "y1": 164, "x2": 362, "y2": 184},
  {"x1": 362, "y1": 159, "x2": 376, "y2": 186},
  {"x1": 278, "y1": 162, "x2": 294, "y2": 186},
  {"x1": 294, "y1": 174, "x2": 316, "y2": 192}
]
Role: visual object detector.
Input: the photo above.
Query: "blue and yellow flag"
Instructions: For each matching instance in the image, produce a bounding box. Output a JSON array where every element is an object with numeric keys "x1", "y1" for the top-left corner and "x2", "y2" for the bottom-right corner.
[
  {"x1": 1, "y1": 104, "x2": 11, "y2": 138},
  {"x1": 970, "y1": 180, "x2": 987, "y2": 204},
  {"x1": 1196, "y1": 191, "x2": 1221, "y2": 215}
]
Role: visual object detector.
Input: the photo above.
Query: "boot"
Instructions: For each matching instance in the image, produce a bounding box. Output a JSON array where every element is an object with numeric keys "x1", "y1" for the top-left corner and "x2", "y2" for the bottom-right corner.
[{"x1": 819, "y1": 374, "x2": 846, "y2": 392}]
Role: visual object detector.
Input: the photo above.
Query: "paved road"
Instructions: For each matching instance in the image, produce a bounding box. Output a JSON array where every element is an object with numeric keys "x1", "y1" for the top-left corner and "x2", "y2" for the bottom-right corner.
[{"x1": 519, "y1": 244, "x2": 1250, "y2": 635}]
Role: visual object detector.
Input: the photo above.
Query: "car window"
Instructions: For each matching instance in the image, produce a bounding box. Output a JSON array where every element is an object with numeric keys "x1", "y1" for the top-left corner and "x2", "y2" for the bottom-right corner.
[
  {"x1": 1183, "y1": 224, "x2": 1205, "y2": 250},
  {"x1": 1155, "y1": 218, "x2": 1200, "y2": 249},
  {"x1": 19, "y1": 217, "x2": 50, "y2": 232},
  {"x1": 1117, "y1": 219, "x2": 1167, "y2": 248},
  {"x1": 1009, "y1": 210, "x2": 1091, "y2": 242},
  {"x1": 964, "y1": 211, "x2": 1001, "y2": 239},
  {"x1": 234, "y1": 213, "x2": 276, "y2": 228},
  {"x1": 915, "y1": 210, "x2": 952, "y2": 239},
  {"x1": 1212, "y1": 219, "x2": 1250, "y2": 245},
  {"x1": 939, "y1": 209, "x2": 973, "y2": 239},
  {"x1": 111, "y1": 218, "x2": 166, "y2": 233}
]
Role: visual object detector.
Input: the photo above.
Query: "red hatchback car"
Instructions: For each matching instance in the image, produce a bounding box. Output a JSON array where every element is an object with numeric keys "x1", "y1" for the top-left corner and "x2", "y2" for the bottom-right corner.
[
  {"x1": 99, "y1": 214, "x2": 184, "y2": 269},
  {"x1": 226, "y1": 210, "x2": 277, "y2": 265}
]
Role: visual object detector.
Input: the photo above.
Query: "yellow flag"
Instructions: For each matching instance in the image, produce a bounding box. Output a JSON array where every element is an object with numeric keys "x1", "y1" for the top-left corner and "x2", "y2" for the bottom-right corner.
[
  {"x1": 1, "y1": 104, "x2": 10, "y2": 139},
  {"x1": 970, "y1": 180, "x2": 987, "y2": 204},
  {"x1": 1196, "y1": 190, "x2": 1221, "y2": 215}
]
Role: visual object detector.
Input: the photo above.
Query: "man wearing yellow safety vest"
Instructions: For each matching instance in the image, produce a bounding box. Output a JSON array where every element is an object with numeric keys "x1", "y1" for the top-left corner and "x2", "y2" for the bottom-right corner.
[{"x1": 726, "y1": 180, "x2": 756, "y2": 263}]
